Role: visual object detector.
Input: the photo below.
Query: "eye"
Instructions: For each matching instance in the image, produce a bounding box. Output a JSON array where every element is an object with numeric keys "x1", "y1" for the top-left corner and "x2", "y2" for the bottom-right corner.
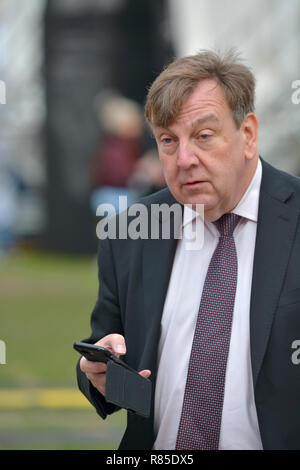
[
  {"x1": 161, "y1": 137, "x2": 173, "y2": 145},
  {"x1": 199, "y1": 133, "x2": 211, "y2": 141}
]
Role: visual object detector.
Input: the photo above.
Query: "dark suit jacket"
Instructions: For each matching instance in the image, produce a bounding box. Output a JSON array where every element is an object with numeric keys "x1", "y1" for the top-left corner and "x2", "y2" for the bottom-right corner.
[{"x1": 77, "y1": 158, "x2": 300, "y2": 450}]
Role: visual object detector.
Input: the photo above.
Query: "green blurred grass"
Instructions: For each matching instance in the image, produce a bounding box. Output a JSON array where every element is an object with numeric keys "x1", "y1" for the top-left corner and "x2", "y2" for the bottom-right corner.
[
  {"x1": 0, "y1": 409, "x2": 125, "y2": 450},
  {"x1": 0, "y1": 248, "x2": 126, "y2": 449},
  {"x1": 0, "y1": 249, "x2": 98, "y2": 387}
]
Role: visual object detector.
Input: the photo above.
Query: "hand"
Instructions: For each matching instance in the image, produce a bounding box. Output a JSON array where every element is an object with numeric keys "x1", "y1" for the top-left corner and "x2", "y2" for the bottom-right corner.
[{"x1": 79, "y1": 333, "x2": 151, "y2": 397}]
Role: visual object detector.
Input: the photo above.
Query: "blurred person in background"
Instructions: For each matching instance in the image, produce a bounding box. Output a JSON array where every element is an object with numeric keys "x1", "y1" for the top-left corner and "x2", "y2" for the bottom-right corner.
[
  {"x1": 77, "y1": 50, "x2": 300, "y2": 450},
  {"x1": 89, "y1": 92, "x2": 144, "y2": 216},
  {"x1": 129, "y1": 149, "x2": 166, "y2": 198}
]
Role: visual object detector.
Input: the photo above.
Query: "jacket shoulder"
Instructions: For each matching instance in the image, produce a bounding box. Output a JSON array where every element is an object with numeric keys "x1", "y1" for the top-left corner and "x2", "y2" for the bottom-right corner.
[{"x1": 261, "y1": 158, "x2": 300, "y2": 205}]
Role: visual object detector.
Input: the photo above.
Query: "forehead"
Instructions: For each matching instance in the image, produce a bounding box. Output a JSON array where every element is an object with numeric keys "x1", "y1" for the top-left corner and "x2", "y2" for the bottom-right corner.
[{"x1": 176, "y1": 79, "x2": 230, "y2": 123}]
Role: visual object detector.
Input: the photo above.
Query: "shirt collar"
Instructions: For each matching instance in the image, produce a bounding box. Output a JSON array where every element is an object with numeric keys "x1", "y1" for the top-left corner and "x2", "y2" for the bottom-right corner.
[
  {"x1": 182, "y1": 158, "x2": 262, "y2": 228},
  {"x1": 232, "y1": 158, "x2": 262, "y2": 223}
]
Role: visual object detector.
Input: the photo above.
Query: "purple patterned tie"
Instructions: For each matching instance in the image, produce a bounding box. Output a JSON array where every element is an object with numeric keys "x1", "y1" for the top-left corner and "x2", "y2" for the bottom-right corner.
[{"x1": 175, "y1": 213, "x2": 241, "y2": 450}]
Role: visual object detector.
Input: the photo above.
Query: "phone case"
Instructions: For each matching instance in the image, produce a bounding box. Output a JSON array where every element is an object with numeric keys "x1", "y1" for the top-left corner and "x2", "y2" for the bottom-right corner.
[{"x1": 105, "y1": 360, "x2": 152, "y2": 418}]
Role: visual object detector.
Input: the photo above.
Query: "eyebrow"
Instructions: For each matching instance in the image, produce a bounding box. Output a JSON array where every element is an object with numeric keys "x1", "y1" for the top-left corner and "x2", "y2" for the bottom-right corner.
[{"x1": 154, "y1": 113, "x2": 220, "y2": 137}]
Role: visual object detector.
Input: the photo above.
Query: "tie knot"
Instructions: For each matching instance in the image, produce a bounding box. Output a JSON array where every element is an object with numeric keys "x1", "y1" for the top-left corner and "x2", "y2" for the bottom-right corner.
[{"x1": 214, "y1": 213, "x2": 241, "y2": 237}]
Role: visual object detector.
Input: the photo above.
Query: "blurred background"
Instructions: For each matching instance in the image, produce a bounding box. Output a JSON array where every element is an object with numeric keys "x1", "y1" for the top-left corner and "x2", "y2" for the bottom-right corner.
[{"x1": 0, "y1": 0, "x2": 299, "y2": 450}]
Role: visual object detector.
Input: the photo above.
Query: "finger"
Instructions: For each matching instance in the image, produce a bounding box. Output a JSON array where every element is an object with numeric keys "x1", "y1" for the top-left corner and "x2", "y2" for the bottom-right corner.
[
  {"x1": 139, "y1": 369, "x2": 151, "y2": 379},
  {"x1": 96, "y1": 334, "x2": 127, "y2": 357},
  {"x1": 86, "y1": 372, "x2": 106, "y2": 396},
  {"x1": 80, "y1": 356, "x2": 107, "y2": 374}
]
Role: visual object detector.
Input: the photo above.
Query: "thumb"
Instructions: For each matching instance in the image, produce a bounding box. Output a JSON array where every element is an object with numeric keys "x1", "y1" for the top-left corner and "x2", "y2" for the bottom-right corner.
[
  {"x1": 101, "y1": 333, "x2": 126, "y2": 356},
  {"x1": 139, "y1": 369, "x2": 151, "y2": 379}
]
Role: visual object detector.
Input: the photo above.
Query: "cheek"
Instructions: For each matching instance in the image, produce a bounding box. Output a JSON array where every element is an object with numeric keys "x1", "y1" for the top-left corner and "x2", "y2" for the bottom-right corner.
[
  {"x1": 215, "y1": 157, "x2": 243, "y2": 197},
  {"x1": 160, "y1": 157, "x2": 177, "y2": 182},
  {"x1": 208, "y1": 161, "x2": 233, "y2": 195}
]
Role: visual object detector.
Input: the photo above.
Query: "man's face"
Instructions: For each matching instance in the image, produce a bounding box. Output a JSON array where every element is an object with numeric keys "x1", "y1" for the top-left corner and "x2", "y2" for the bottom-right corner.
[{"x1": 153, "y1": 79, "x2": 258, "y2": 221}]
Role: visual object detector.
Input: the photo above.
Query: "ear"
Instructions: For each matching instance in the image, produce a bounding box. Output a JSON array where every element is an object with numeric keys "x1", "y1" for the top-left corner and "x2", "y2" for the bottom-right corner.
[{"x1": 241, "y1": 113, "x2": 259, "y2": 160}]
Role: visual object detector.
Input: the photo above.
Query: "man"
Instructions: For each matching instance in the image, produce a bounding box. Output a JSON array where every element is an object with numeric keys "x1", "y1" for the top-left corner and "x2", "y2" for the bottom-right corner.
[{"x1": 77, "y1": 50, "x2": 300, "y2": 450}]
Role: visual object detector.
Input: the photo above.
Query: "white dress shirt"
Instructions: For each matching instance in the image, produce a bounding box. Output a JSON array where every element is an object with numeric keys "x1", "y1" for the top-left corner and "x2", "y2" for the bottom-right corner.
[{"x1": 153, "y1": 159, "x2": 263, "y2": 450}]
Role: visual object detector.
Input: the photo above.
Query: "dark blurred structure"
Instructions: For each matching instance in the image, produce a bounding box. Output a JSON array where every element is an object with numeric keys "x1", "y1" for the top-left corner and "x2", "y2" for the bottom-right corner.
[{"x1": 44, "y1": 0, "x2": 173, "y2": 254}]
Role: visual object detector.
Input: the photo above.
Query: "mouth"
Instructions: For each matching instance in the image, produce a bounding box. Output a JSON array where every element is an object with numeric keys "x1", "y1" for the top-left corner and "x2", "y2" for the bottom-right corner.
[{"x1": 183, "y1": 180, "x2": 206, "y2": 187}]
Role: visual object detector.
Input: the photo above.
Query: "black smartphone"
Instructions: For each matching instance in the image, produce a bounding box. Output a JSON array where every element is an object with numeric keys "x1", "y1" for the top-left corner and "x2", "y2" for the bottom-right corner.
[{"x1": 73, "y1": 341, "x2": 137, "y2": 374}]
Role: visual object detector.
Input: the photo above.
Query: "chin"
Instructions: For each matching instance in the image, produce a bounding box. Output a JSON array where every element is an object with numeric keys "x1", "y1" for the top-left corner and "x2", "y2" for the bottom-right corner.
[{"x1": 178, "y1": 193, "x2": 215, "y2": 209}]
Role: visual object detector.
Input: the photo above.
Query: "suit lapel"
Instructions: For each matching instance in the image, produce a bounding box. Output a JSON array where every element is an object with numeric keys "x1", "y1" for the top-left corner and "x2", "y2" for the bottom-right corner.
[
  {"x1": 139, "y1": 192, "x2": 181, "y2": 446},
  {"x1": 141, "y1": 191, "x2": 182, "y2": 378},
  {"x1": 250, "y1": 160, "x2": 300, "y2": 387},
  {"x1": 142, "y1": 237, "x2": 178, "y2": 374}
]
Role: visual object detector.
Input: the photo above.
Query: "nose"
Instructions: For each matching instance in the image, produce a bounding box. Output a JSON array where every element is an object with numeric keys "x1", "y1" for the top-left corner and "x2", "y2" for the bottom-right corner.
[{"x1": 177, "y1": 142, "x2": 199, "y2": 169}]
